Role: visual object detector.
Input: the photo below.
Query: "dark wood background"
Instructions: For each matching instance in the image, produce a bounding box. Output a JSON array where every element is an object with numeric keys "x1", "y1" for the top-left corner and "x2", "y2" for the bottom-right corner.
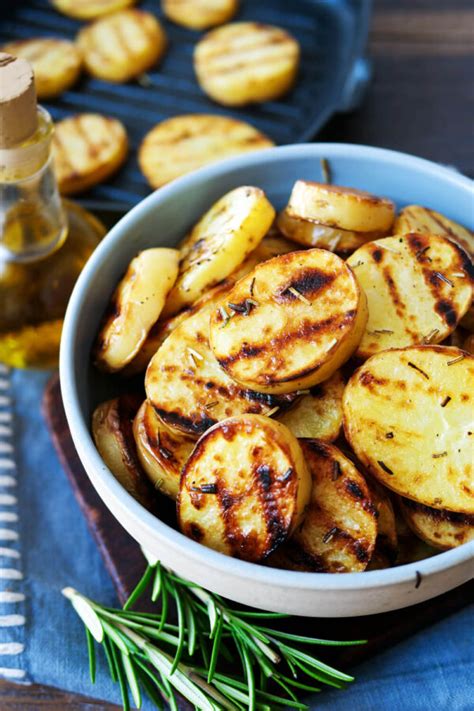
[{"x1": 1, "y1": 0, "x2": 473, "y2": 707}]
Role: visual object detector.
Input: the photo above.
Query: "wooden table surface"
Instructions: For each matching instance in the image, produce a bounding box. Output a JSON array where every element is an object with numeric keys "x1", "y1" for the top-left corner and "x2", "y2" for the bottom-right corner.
[{"x1": 1, "y1": 0, "x2": 472, "y2": 708}]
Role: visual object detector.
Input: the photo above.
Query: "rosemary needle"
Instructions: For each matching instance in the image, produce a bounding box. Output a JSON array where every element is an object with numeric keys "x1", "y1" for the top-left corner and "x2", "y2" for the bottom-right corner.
[{"x1": 64, "y1": 559, "x2": 364, "y2": 710}]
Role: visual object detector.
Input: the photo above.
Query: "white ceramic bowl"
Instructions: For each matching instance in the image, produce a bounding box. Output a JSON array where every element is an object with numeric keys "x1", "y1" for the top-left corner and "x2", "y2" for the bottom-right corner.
[{"x1": 60, "y1": 144, "x2": 474, "y2": 617}]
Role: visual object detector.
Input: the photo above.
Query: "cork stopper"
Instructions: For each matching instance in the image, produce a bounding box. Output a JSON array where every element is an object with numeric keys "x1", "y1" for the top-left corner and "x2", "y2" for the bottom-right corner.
[{"x1": 0, "y1": 53, "x2": 38, "y2": 149}]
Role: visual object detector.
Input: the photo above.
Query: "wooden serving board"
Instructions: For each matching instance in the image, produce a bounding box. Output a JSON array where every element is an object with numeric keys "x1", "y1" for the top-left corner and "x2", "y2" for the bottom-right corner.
[{"x1": 43, "y1": 372, "x2": 473, "y2": 673}]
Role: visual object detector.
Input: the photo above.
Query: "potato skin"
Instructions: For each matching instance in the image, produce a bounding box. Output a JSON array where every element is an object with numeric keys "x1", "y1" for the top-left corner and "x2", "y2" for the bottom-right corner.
[
  {"x1": 343, "y1": 345, "x2": 474, "y2": 514},
  {"x1": 95, "y1": 248, "x2": 179, "y2": 373},
  {"x1": 399, "y1": 497, "x2": 474, "y2": 550},
  {"x1": 287, "y1": 181, "x2": 395, "y2": 233},
  {"x1": 209, "y1": 249, "x2": 368, "y2": 394},
  {"x1": 92, "y1": 395, "x2": 154, "y2": 508},
  {"x1": 267, "y1": 440, "x2": 378, "y2": 573},
  {"x1": 178, "y1": 415, "x2": 311, "y2": 562}
]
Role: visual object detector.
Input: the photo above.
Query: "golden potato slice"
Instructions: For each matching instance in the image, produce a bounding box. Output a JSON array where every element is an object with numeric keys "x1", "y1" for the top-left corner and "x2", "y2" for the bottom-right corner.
[
  {"x1": 399, "y1": 497, "x2": 474, "y2": 550},
  {"x1": 162, "y1": 0, "x2": 238, "y2": 30},
  {"x1": 194, "y1": 22, "x2": 300, "y2": 106},
  {"x1": 133, "y1": 401, "x2": 194, "y2": 500},
  {"x1": 92, "y1": 395, "x2": 153, "y2": 508},
  {"x1": 162, "y1": 186, "x2": 275, "y2": 317},
  {"x1": 276, "y1": 207, "x2": 384, "y2": 254},
  {"x1": 139, "y1": 114, "x2": 273, "y2": 190},
  {"x1": 178, "y1": 415, "x2": 311, "y2": 561},
  {"x1": 394, "y1": 205, "x2": 474, "y2": 258},
  {"x1": 77, "y1": 9, "x2": 166, "y2": 82},
  {"x1": 287, "y1": 181, "x2": 395, "y2": 233},
  {"x1": 343, "y1": 345, "x2": 474, "y2": 514},
  {"x1": 209, "y1": 249, "x2": 368, "y2": 394},
  {"x1": 52, "y1": 113, "x2": 128, "y2": 196},
  {"x1": 2, "y1": 38, "x2": 82, "y2": 99},
  {"x1": 276, "y1": 371, "x2": 344, "y2": 441},
  {"x1": 95, "y1": 248, "x2": 179, "y2": 372},
  {"x1": 347, "y1": 233, "x2": 473, "y2": 358},
  {"x1": 53, "y1": 0, "x2": 136, "y2": 20},
  {"x1": 145, "y1": 298, "x2": 297, "y2": 436},
  {"x1": 267, "y1": 440, "x2": 377, "y2": 573}
]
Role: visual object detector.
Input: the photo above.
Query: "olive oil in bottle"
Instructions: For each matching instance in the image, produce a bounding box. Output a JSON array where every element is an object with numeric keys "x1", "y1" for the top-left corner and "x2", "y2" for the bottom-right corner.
[{"x1": 0, "y1": 53, "x2": 106, "y2": 368}]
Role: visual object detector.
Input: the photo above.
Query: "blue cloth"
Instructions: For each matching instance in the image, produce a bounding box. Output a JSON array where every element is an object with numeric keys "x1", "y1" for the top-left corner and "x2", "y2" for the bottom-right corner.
[{"x1": 0, "y1": 369, "x2": 472, "y2": 709}]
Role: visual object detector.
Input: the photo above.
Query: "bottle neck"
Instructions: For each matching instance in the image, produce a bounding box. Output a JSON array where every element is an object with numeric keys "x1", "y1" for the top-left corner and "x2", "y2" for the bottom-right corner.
[{"x1": 0, "y1": 106, "x2": 68, "y2": 263}]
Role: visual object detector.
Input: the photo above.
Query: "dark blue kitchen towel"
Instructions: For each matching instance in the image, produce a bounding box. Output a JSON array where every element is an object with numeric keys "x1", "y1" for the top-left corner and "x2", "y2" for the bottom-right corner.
[{"x1": 0, "y1": 366, "x2": 472, "y2": 709}]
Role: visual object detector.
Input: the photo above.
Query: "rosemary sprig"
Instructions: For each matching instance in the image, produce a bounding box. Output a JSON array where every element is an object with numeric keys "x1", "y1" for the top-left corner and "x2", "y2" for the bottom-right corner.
[{"x1": 64, "y1": 555, "x2": 364, "y2": 710}]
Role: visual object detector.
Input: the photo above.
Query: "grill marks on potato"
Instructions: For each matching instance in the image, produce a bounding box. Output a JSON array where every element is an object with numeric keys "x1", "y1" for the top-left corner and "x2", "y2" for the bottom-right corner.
[
  {"x1": 347, "y1": 233, "x2": 474, "y2": 358},
  {"x1": 400, "y1": 497, "x2": 474, "y2": 550},
  {"x1": 394, "y1": 205, "x2": 474, "y2": 259},
  {"x1": 178, "y1": 415, "x2": 311, "y2": 561},
  {"x1": 267, "y1": 440, "x2": 377, "y2": 573},
  {"x1": 343, "y1": 346, "x2": 474, "y2": 514},
  {"x1": 210, "y1": 249, "x2": 367, "y2": 394},
  {"x1": 77, "y1": 9, "x2": 166, "y2": 82},
  {"x1": 194, "y1": 22, "x2": 300, "y2": 106},
  {"x1": 133, "y1": 401, "x2": 194, "y2": 500},
  {"x1": 92, "y1": 394, "x2": 154, "y2": 508},
  {"x1": 139, "y1": 115, "x2": 273, "y2": 189},
  {"x1": 52, "y1": 113, "x2": 128, "y2": 195},
  {"x1": 145, "y1": 299, "x2": 297, "y2": 436}
]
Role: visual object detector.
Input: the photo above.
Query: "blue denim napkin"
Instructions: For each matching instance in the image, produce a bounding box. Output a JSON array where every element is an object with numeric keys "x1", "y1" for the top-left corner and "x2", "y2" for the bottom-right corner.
[{"x1": 0, "y1": 367, "x2": 472, "y2": 710}]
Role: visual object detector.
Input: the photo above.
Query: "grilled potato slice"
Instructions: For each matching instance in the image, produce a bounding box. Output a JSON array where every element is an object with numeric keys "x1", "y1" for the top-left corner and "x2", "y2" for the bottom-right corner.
[
  {"x1": 347, "y1": 233, "x2": 474, "y2": 358},
  {"x1": 133, "y1": 401, "x2": 194, "y2": 500},
  {"x1": 178, "y1": 415, "x2": 311, "y2": 561},
  {"x1": 145, "y1": 298, "x2": 297, "y2": 436},
  {"x1": 287, "y1": 181, "x2": 395, "y2": 233},
  {"x1": 95, "y1": 248, "x2": 179, "y2": 372},
  {"x1": 124, "y1": 235, "x2": 296, "y2": 376},
  {"x1": 394, "y1": 205, "x2": 474, "y2": 259},
  {"x1": 52, "y1": 0, "x2": 136, "y2": 20},
  {"x1": 139, "y1": 114, "x2": 273, "y2": 190},
  {"x1": 92, "y1": 395, "x2": 153, "y2": 508},
  {"x1": 209, "y1": 249, "x2": 368, "y2": 394},
  {"x1": 162, "y1": 186, "x2": 275, "y2": 317},
  {"x1": 395, "y1": 510, "x2": 438, "y2": 565},
  {"x1": 52, "y1": 113, "x2": 128, "y2": 196},
  {"x1": 194, "y1": 22, "x2": 300, "y2": 106},
  {"x1": 77, "y1": 9, "x2": 167, "y2": 82},
  {"x1": 268, "y1": 440, "x2": 377, "y2": 573},
  {"x1": 162, "y1": 0, "x2": 238, "y2": 30},
  {"x1": 276, "y1": 371, "x2": 344, "y2": 441},
  {"x1": 276, "y1": 208, "x2": 385, "y2": 255},
  {"x1": 399, "y1": 497, "x2": 474, "y2": 550},
  {"x1": 343, "y1": 345, "x2": 474, "y2": 514},
  {"x1": 2, "y1": 38, "x2": 82, "y2": 100}
]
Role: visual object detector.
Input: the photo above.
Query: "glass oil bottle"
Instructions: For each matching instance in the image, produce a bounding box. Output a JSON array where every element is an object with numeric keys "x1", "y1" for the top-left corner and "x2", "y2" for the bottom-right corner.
[{"x1": 0, "y1": 52, "x2": 106, "y2": 368}]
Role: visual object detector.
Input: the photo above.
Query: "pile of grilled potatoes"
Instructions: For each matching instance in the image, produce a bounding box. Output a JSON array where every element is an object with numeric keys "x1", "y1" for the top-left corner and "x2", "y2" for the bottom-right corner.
[{"x1": 92, "y1": 180, "x2": 474, "y2": 573}]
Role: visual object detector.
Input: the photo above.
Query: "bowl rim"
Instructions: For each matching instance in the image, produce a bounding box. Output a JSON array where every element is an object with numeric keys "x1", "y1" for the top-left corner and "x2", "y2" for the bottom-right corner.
[{"x1": 60, "y1": 142, "x2": 474, "y2": 593}]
